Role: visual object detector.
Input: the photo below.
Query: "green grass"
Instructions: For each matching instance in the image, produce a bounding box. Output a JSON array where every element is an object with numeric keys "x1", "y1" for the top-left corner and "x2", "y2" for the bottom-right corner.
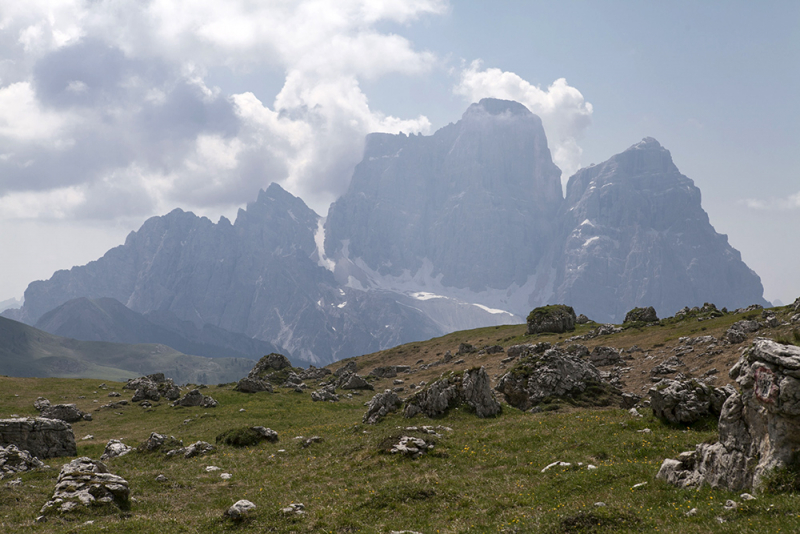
[{"x1": 3, "y1": 376, "x2": 800, "y2": 533}]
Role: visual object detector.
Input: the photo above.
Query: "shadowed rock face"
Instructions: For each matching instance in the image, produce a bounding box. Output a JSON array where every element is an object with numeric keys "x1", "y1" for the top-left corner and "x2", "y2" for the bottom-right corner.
[
  {"x1": 0, "y1": 417, "x2": 77, "y2": 459},
  {"x1": 325, "y1": 98, "x2": 563, "y2": 292},
  {"x1": 554, "y1": 138, "x2": 766, "y2": 322}
]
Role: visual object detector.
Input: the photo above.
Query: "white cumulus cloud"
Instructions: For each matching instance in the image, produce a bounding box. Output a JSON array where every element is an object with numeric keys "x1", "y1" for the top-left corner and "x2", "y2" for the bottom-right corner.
[{"x1": 454, "y1": 60, "x2": 593, "y2": 183}]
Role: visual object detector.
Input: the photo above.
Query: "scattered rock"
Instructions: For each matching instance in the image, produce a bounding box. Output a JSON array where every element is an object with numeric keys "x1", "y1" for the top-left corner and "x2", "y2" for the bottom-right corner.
[
  {"x1": 589, "y1": 346, "x2": 623, "y2": 367},
  {"x1": 334, "y1": 361, "x2": 358, "y2": 377},
  {"x1": 456, "y1": 343, "x2": 477, "y2": 355},
  {"x1": 526, "y1": 304, "x2": 576, "y2": 334},
  {"x1": 155, "y1": 474, "x2": 168, "y2": 482},
  {"x1": 216, "y1": 426, "x2": 278, "y2": 447},
  {"x1": 369, "y1": 366, "x2": 398, "y2": 379},
  {"x1": 576, "y1": 314, "x2": 590, "y2": 324},
  {"x1": 40, "y1": 457, "x2": 129, "y2": 515},
  {"x1": 364, "y1": 389, "x2": 403, "y2": 424},
  {"x1": 220, "y1": 473, "x2": 232, "y2": 480},
  {"x1": 281, "y1": 502, "x2": 305, "y2": 515},
  {"x1": 138, "y1": 432, "x2": 182, "y2": 453},
  {"x1": 235, "y1": 377, "x2": 273, "y2": 394},
  {"x1": 404, "y1": 367, "x2": 501, "y2": 419},
  {"x1": 624, "y1": 306, "x2": 658, "y2": 323},
  {"x1": 389, "y1": 436, "x2": 434, "y2": 459},
  {"x1": 0, "y1": 417, "x2": 76, "y2": 459},
  {"x1": 225, "y1": 499, "x2": 256, "y2": 520},
  {"x1": 657, "y1": 339, "x2": 800, "y2": 491},
  {"x1": 725, "y1": 320, "x2": 760, "y2": 344},
  {"x1": 740, "y1": 493, "x2": 756, "y2": 501},
  {"x1": 40, "y1": 404, "x2": 87, "y2": 423},
  {"x1": 311, "y1": 385, "x2": 339, "y2": 402},
  {"x1": 0, "y1": 444, "x2": 46, "y2": 478},
  {"x1": 173, "y1": 389, "x2": 218, "y2": 408},
  {"x1": 628, "y1": 408, "x2": 643, "y2": 418},
  {"x1": 124, "y1": 373, "x2": 181, "y2": 401},
  {"x1": 649, "y1": 379, "x2": 734, "y2": 425},
  {"x1": 167, "y1": 441, "x2": 214, "y2": 459},
  {"x1": 338, "y1": 372, "x2": 374, "y2": 390},
  {"x1": 301, "y1": 436, "x2": 323, "y2": 448},
  {"x1": 33, "y1": 397, "x2": 51, "y2": 411},
  {"x1": 495, "y1": 346, "x2": 616, "y2": 411},
  {"x1": 100, "y1": 439, "x2": 132, "y2": 461}
]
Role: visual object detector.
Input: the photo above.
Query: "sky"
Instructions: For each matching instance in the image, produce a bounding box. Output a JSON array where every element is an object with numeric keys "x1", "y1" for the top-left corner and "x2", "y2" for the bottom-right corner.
[{"x1": 1, "y1": 1, "x2": 798, "y2": 306}]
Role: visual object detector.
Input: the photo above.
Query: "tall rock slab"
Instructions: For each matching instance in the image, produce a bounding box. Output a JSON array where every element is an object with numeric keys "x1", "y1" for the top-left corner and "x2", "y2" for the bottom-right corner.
[{"x1": 554, "y1": 138, "x2": 766, "y2": 321}]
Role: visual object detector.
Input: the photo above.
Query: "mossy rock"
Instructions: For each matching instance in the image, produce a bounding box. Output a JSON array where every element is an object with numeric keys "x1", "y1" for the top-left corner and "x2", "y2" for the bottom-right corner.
[{"x1": 526, "y1": 305, "x2": 576, "y2": 335}]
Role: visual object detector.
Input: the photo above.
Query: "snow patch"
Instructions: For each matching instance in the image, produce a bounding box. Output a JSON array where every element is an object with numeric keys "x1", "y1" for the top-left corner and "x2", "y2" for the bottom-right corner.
[
  {"x1": 583, "y1": 236, "x2": 600, "y2": 247},
  {"x1": 473, "y1": 303, "x2": 513, "y2": 315},
  {"x1": 337, "y1": 302, "x2": 347, "y2": 308},
  {"x1": 313, "y1": 218, "x2": 335, "y2": 272}
]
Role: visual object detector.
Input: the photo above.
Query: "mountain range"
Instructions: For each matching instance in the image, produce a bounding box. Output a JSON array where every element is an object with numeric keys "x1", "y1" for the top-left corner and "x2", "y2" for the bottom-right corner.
[{"x1": 3, "y1": 98, "x2": 767, "y2": 365}]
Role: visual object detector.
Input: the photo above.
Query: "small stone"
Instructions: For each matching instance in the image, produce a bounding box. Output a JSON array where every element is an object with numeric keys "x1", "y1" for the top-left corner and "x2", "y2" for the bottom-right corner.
[
  {"x1": 636, "y1": 428, "x2": 652, "y2": 434},
  {"x1": 155, "y1": 474, "x2": 168, "y2": 482},
  {"x1": 628, "y1": 408, "x2": 643, "y2": 418},
  {"x1": 631, "y1": 482, "x2": 647, "y2": 489},
  {"x1": 740, "y1": 493, "x2": 756, "y2": 501},
  {"x1": 685, "y1": 508, "x2": 697, "y2": 517},
  {"x1": 206, "y1": 465, "x2": 221, "y2": 472},
  {"x1": 81, "y1": 434, "x2": 94, "y2": 440},
  {"x1": 723, "y1": 500, "x2": 738, "y2": 511},
  {"x1": 593, "y1": 502, "x2": 606, "y2": 507},
  {"x1": 220, "y1": 473, "x2": 232, "y2": 480},
  {"x1": 239, "y1": 408, "x2": 246, "y2": 412}
]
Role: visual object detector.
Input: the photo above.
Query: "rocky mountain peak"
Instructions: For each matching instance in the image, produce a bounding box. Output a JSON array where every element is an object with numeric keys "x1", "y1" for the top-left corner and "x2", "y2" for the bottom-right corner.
[{"x1": 463, "y1": 98, "x2": 535, "y2": 119}]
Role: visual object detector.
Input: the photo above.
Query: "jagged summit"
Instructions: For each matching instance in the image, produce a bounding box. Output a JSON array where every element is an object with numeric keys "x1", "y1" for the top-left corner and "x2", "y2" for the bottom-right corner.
[{"x1": 3, "y1": 100, "x2": 768, "y2": 363}]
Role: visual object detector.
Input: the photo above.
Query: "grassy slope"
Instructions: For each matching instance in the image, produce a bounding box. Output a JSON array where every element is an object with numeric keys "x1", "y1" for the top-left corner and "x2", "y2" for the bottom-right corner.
[
  {"x1": 0, "y1": 317, "x2": 254, "y2": 384},
  {"x1": 1, "y1": 305, "x2": 799, "y2": 532}
]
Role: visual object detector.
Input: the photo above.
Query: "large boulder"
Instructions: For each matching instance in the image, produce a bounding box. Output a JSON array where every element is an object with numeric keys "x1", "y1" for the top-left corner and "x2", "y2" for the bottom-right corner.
[
  {"x1": 100, "y1": 439, "x2": 133, "y2": 461},
  {"x1": 236, "y1": 353, "x2": 295, "y2": 392},
  {"x1": 526, "y1": 305, "x2": 576, "y2": 335},
  {"x1": 40, "y1": 457, "x2": 129, "y2": 515},
  {"x1": 725, "y1": 319, "x2": 761, "y2": 344},
  {"x1": 310, "y1": 385, "x2": 339, "y2": 402},
  {"x1": 0, "y1": 444, "x2": 46, "y2": 477},
  {"x1": 495, "y1": 346, "x2": 615, "y2": 411},
  {"x1": 40, "y1": 404, "x2": 87, "y2": 423},
  {"x1": 624, "y1": 306, "x2": 658, "y2": 323},
  {"x1": 0, "y1": 417, "x2": 76, "y2": 458},
  {"x1": 649, "y1": 379, "x2": 735, "y2": 425},
  {"x1": 363, "y1": 390, "x2": 403, "y2": 424},
  {"x1": 124, "y1": 374, "x2": 181, "y2": 401},
  {"x1": 657, "y1": 339, "x2": 800, "y2": 491},
  {"x1": 404, "y1": 367, "x2": 501, "y2": 419}
]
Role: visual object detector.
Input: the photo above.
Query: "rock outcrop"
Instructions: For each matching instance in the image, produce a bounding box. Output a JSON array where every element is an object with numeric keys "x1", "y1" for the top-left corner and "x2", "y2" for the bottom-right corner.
[
  {"x1": 40, "y1": 404, "x2": 89, "y2": 423},
  {"x1": 495, "y1": 345, "x2": 616, "y2": 411},
  {"x1": 40, "y1": 457, "x2": 129, "y2": 514},
  {"x1": 526, "y1": 305, "x2": 576, "y2": 335},
  {"x1": 236, "y1": 353, "x2": 298, "y2": 392},
  {"x1": 624, "y1": 306, "x2": 658, "y2": 323},
  {"x1": 100, "y1": 439, "x2": 133, "y2": 461},
  {"x1": 363, "y1": 390, "x2": 403, "y2": 424},
  {"x1": 649, "y1": 380, "x2": 735, "y2": 425},
  {"x1": 0, "y1": 417, "x2": 76, "y2": 458},
  {"x1": 125, "y1": 373, "x2": 181, "y2": 402},
  {"x1": 404, "y1": 367, "x2": 500, "y2": 419},
  {"x1": 657, "y1": 339, "x2": 800, "y2": 490},
  {"x1": 0, "y1": 444, "x2": 46, "y2": 478},
  {"x1": 311, "y1": 385, "x2": 339, "y2": 402}
]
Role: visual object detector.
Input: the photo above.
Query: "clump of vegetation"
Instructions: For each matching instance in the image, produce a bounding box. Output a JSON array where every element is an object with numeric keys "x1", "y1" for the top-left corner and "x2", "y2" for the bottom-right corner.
[
  {"x1": 215, "y1": 427, "x2": 268, "y2": 447},
  {"x1": 762, "y1": 457, "x2": 800, "y2": 494},
  {"x1": 557, "y1": 507, "x2": 640, "y2": 533}
]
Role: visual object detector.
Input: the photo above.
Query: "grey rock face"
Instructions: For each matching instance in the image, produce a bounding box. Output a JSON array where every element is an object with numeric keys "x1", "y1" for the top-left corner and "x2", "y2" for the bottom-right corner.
[
  {"x1": 649, "y1": 380, "x2": 734, "y2": 425},
  {"x1": 139, "y1": 432, "x2": 182, "y2": 453},
  {"x1": 526, "y1": 305, "x2": 576, "y2": 335},
  {"x1": 404, "y1": 367, "x2": 500, "y2": 419},
  {"x1": 0, "y1": 444, "x2": 46, "y2": 477},
  {"x1": 40, "y1": 457, "x2": 129, "y2": 514},
  {"x1": 657, "y1": 339, "x2": 800, "y2": 490},
  {"x1": 369, "y1": 366, "x2": 398, "y2": 379},
  {"x1": 589, "y1": 346, "x2": 623, "y2": 367},
  {"x1": 0, "y1": 417, "x2": 76, "y2": 458},
  {"x1": 33, "y1": 397, "x2": 50, "y2": 411},
  {"x1": 325, "y1": 98, "x2": 563, "y2": 293},
  {"x1": 363, "y1": 389, "x2": 403, "y2": 424},
  {"x1": 725, "y1": 320, "x2": 761, "y2": 344},
  {"x1": 554, "y1": 137, "x2": 767, "y2": 322},
  {"x1": 166, "y1": 440, "x2": 214, "y2": 459},
  {"x1": 495, "y1": 347, "x2": 607, "y2": 411}
]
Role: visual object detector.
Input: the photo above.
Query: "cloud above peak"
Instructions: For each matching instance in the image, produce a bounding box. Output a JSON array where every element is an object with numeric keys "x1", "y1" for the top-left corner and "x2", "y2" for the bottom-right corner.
[
  {"x1": 454, "y1": 60, "x2": 593, "y2": 182},
  {"x1": 0, "y1": 0, "x2": 446, "y2": 221}
]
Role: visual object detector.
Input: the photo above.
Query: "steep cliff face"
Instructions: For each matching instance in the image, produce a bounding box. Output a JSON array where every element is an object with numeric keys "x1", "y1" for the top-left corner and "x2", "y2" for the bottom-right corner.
[
  {"x1": 325, "y1": 98, "x2": 562, "y2": 293},
  {"x1": 5, "y1": 102, "x2": 768, "y2": 364},
  {"x1": 554, "y1": 138, "x2": 766, "y2": 320},
  {"x1": 11, "y1": 184, "x2": 443, "y2": 364}
]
